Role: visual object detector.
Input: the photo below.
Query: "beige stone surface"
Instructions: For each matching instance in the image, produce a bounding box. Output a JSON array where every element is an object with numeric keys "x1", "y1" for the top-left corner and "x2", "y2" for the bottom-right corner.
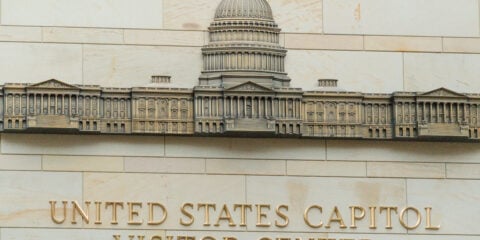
[
  {"x1": 165, "y1": 231, "x2": 480, "y2": 240},
  {"x1": 326, "y1": 140, "x2": 480, "y2": 163},
  {"x1": 0, "y1": 26, "x2": 42, "y2": 42},
  {"x1": 163, "y1": 0, "x2": 222, "y2": 30},
  {"x1": 43, "y1": 27, "x2": 124, "y2": 44},
  {"x1": 125, "y1": 157, "x2": 205, "y2": 173},
  {"x1": 365, "y1": 36, "x2": 442, "y2": 52},
  {"x1": 269, "y1": 0, "x2": 323, "y2": 33},
  {"x1": 407, "y1": 179, "x2": 480, "y2": 235},
  {"x1": 43, "y1": 155, "x2": 124, "y2": 172},
  {"x1": 83, "y1": 44, "x2": 202, "y2": 88},
  {"x1": 165, "y1": 137, "x2": 326, "y2": 160},
  {"x1": 444, "y1": 37, "x2": 480, "y2": 53},
  {"x1": 447, "y1": 163, "x2": 480, "y2": 179},
  {"x1": 404, "y1": 53, "x2": 480, "y2": 93},
  {"x1": 287, "y1": 50, "x2": 403, "y2": 92},
  {"x1": 246, "y1": 176, "x2": 407, "y2": 233},
  {"x1": 1, "y1": 0, "x2": 163, "y2": 29},
  {"x1": 367, "y1": 162, "x2": 445, "y2": 178},
  {"x1": 124, "y1": 29, "x2": 205, "y2": 46},
  {"x1": 287, "y1": 160, "x2": 366, "y2": 177},
  {"x1": 0, "y1": 155, "x2": 41, "y2": 170},
  {"x1": 285, "y1": 34, "x2": 364, "y2": 50},
  {"x1": 1, "y1": 134, "x2": 165, "y2": 157},
  {"x1": 84, "y1": 173, "x2": 245, "y2": 230},
  {"x1": 1, "y1": 229, "x2": 165, "y2": 240},
  {"x1": 206, "y1": 159, "x2": 285, "y2": 175},
  {"x1": 323, "y1": 0, "x2": 480, "y2": 37},
  {"x1": 0, "y1": 42, "x2": 82, "y2": 85},
  {"x1": 0, "y1": 171, "x2": 82, "y2": 227}
]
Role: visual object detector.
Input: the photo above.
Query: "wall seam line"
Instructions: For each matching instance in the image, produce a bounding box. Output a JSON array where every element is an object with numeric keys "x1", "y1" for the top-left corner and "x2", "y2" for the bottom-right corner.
[
  {"x1": 402, "y1": 52, "x2": 406, "y2": 91},
  {"x1": 321, "y1": 0, "x2": 325, "y2": 34},
  {"x1": 81, "y1": 44, "x2": 84, "y2": 85}
]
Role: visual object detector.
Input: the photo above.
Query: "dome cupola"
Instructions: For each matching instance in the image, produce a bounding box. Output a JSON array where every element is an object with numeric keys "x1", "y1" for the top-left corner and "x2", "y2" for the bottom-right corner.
[{"x1": 214, "y1": 0, "x2": 274, "y2": 20}]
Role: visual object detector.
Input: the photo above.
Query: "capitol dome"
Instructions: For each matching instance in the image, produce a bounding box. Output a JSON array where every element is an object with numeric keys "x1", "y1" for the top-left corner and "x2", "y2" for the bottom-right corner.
[
  {"x1": 200, "y1": 0, "x2": 290, "y2": 89},
  {"x1": 214, "y1": 0, "x2": 274, "y2": 20}
]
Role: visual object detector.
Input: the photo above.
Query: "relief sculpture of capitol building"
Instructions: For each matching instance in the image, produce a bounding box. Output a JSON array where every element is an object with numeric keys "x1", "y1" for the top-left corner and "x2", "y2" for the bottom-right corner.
[
  {"x1": 0, "y1": 0, "x2": 478, "y2": 140},
  {"x1": 1, "y1": 1, "x2": 480, "y2": 240}
]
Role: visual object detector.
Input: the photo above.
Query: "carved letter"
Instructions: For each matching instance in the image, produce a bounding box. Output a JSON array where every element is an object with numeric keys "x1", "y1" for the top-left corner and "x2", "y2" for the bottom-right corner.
[
  {"x1": 215, "y1": 204, "x2": 236, "y2": 227},
  {"x1": 349, "y1": 206, "x2": 365, "y2": 229},
  {"x1": 147, "y1": 202, "x2": 167, "y2": 225},
  {"x1": 303, "y1": 205, "x2": 323, "y2": 228},
  {"x1": 234, "y1": 204, "x2": 252, "y2": 227},
  {"x1": 256, "y1": 204, "x2": 271, "y2": 227},
  {"x1": 425, "y1": 207, "x2": 440, "y2": 230},
  {"x1": 72, "y1": 201, "x2": 90, "y2": 224},
  {"x1": 180, "y1": 203, "x2": 194, "y2": 226},
  {"x1": 50, "y1": 200, "x2": 67, "y2": 224},
  {"x1": 275, "y1": 205, "x2": 289, "y2": 228},
  {"x1": 325, "y1": 206, "x2": 347, "y2": 229},
  {"x1": 379, "y1": 207, "x2": 398, "y2": 229}
]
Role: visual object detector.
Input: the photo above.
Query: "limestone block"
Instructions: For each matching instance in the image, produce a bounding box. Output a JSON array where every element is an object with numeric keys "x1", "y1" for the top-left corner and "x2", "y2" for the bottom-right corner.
[
  {"x1": 285, "y1": 34, "x2": 363, "y2": 50},
  {"x1": 443, "y1": 37, "x2": 480, "y2": 53},
  {"x1": 404, "y1": 53, "x2": 480, "y2": 93},
  {"x1": 43, "y1": 27, "x2": 124, "y2": 44},
  {"x1": 165, "y1": 137, "x2": 326, "y2": 160},
  {"x1": 268, "y1": 0, "x2": 323, "y2": 33},
  {"x1": 83, "y1": 45, "x2": 202, "y2": 88},
  {"x1": 1, "y1": 0, "x2": 163, "y2": 29},
  {"x1": 0, "y1": 42, "x2": 82, "y2": 85},
  {"x1": 1, "y1": 228, "x2": 165, "y2": 240},
  {"x1": 367, "y1": 162, "x2": 445, "y2": 178},
  {"x1": 125, "y1": 157, "x2": 205, "y2": 174},
  {"x1": 326, "y1": 140, "x2": 480, "y2": 163},
  {"x1": 0, "y1": 171, "x2": 82, "y2": 227},
  {"x1": 43, "y1": 155, "x2": 124, "y2": 172},
  {"x1": 365, "y1": 36, "x2": 442, "y2": 52},
  {"x1": 0, "y1": 26, "x2": 42, "y2": 42},
  {"x1": 124, "y1": 29, "x2": 205, "y2": 46},
  {"x1": 287, "y1": 50, "x2": 403, "y2": 92},
  {"x1": 163, "y1": 0, "x2": 222, "y2": 30},
  {"x1": 323, "y1": 0, "x2": 479, "y2": 37},
  {"x1": 287, "y1": 160, "x2": 366, "y2": 177},
  {"x1": 206, "y1": 159, "x2": 286, "y2": 175},
  {"x1": 447, "y1": 164, "x2": 480, "y2": 179},
  {"x1": 1, "y1": 134, "x2": 165, "y2": 157},
  {"x1": 0, "y1": 155, "x2": 41, "y2": 170},
  {"x1": 84, "y1": 173, "x2": 245, "y2": 230},
  {"x1": 407, "y1": 179, "x2": 480, "y2": 235},
  {"x1": 246, "y1": 176, "x2": 407, "y2": 233}
]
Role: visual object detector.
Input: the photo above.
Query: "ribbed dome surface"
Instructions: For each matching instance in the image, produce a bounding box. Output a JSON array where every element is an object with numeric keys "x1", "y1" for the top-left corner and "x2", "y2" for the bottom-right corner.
[{"x1": 215, "y1": 0, "x2": 274, "y2": 20}]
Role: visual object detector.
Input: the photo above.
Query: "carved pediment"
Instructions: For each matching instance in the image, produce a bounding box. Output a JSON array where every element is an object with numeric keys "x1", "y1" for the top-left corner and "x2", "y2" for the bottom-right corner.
[
  {"x1": 27, "y1": 79, "x2": 80, "y2": 90},
  {"x1": 420, "y1": 88, "x2": 467, "y2": 98},
  {"x1": 226, "y1": 81, "x2": 273, "y2": 92}
]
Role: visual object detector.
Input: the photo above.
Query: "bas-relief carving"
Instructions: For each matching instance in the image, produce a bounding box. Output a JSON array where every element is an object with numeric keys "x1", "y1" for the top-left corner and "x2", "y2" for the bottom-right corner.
[{"x1": 1, "y1": 0, "x2": 479, "y2": 141}]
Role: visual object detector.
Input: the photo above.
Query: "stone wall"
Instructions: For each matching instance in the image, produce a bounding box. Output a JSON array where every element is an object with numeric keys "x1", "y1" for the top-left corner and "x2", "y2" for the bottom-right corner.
[{"x1": 0, "y1": 1, "x2": 479, "y2": 240}]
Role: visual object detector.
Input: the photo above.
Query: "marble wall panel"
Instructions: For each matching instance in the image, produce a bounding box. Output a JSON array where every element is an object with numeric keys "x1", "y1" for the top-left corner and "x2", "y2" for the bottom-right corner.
[
  {"x1": 446, "y1": 163, "x2": 480, "y2": 179},
  {"x1": 1, "y1": 134, "x2": 165, "y2": 157},
  {"x1": 1, "y1": 0, "x2": 163, "y2": 29},
  {"x1": 83, "y1": 45, "x2": 202, "y2": 88},
  {"x1": 0, "y1": 171, "x2": 82, "y2": 227},
  {"x1": 287, "y1": 160, "x2": 367, "y2": 177},
  {"x1": 323, "y1": 0, "x2": 480, "y2": 37},
  {"x1": 407, "y1": 179, "x2": 480, "y2": 235},
  {"x1": 404, "y1": 53, "x2": 480, "y2": 93},
  {"x1": 367, "y1": 162, "x2": 445, "y2": 179},
  {"x1": 0, "y1": 26, "x2": 42, "y2": 42},
  {"x1": 287, "y1": 50, "x2": 403, "y2": 92},
  {"x1": 124, "y1": 157, "x2": 206, "y2": 174},
  {"x1": 326, "y1": 140, "x2": 480, "y2": 163},
  {"x1": 43, "y1": 27, "x2": 124, "y2": 44},
  {"x1": 43, "y1": 155, "x2": 124, "y2": 172},
  {"x1": 0, "y1": 42, "x2": 82, "y2": 85},
  {"x1": 206, "y1": 159, "x2": 286, "y2": 175},
  {"x1": 165, "y1": 137, "x2": 326, "y2": 160},
  {"x1": 0, "y1": 155, "x2": 41, "y2": 171}
]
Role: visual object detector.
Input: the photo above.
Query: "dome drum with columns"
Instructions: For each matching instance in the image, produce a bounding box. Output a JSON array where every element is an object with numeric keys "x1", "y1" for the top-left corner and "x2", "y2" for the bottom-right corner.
[{"x1": 199, "y1": 0, "x2": 290, "y2": 89}]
